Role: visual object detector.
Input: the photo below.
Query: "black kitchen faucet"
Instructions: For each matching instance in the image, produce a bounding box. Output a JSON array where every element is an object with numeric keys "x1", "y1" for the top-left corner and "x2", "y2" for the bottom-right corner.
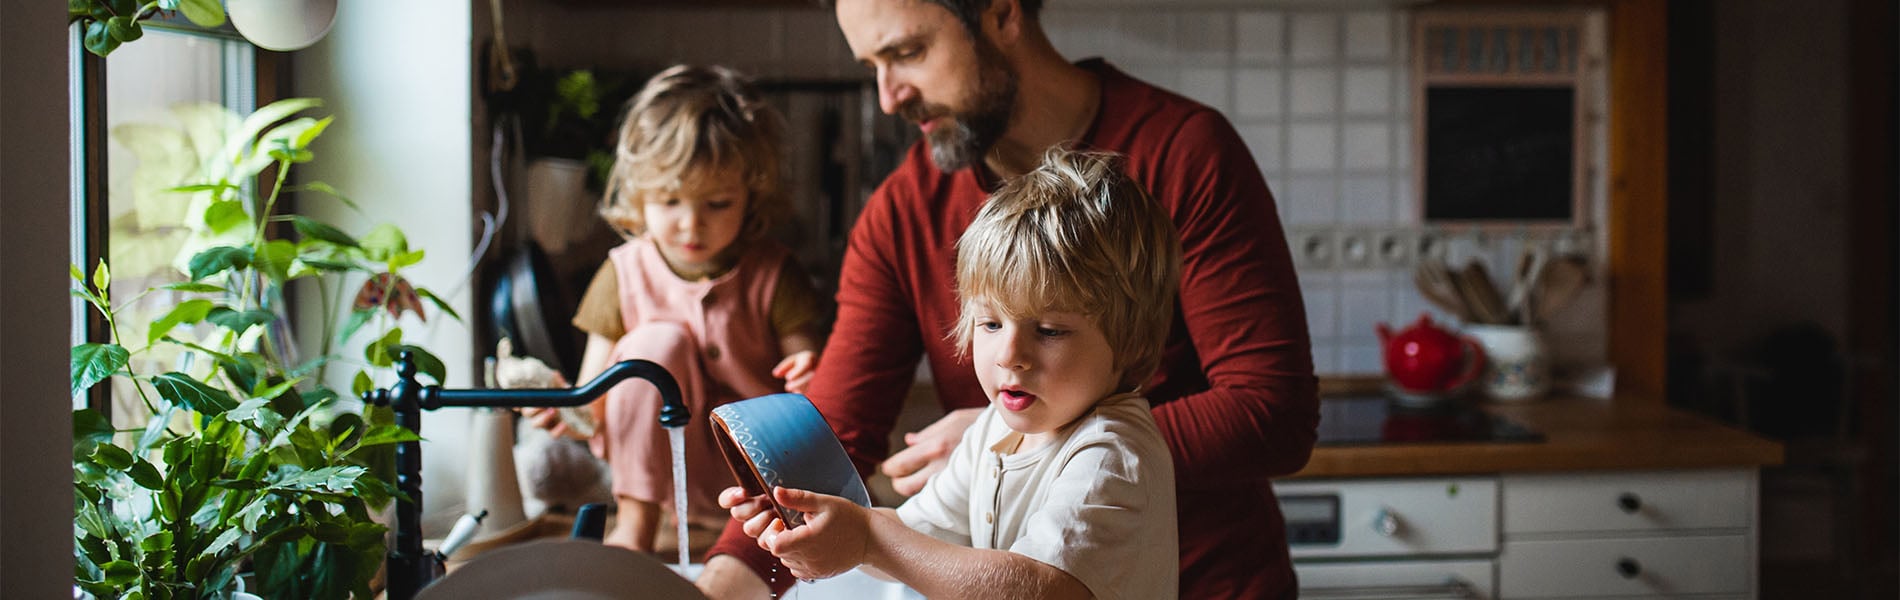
[{"x1": 362, "y1": 351, "x2": 687, "y2": 600}]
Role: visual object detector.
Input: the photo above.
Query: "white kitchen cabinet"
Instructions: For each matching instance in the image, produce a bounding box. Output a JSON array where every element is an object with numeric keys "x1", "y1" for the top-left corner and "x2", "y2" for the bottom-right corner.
[{"x1": 1496, "y1": 469, "x2": 1759, "y2": 599}]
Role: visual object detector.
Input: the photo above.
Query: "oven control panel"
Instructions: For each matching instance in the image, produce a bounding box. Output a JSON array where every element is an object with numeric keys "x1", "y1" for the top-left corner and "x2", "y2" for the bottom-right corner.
[
  {"x1": 1274, "y1": 477, "x2": 1499, "y2": 559},
  {"x1": 1280, "y1": 494, "x2": 1342, "y2": 546}
]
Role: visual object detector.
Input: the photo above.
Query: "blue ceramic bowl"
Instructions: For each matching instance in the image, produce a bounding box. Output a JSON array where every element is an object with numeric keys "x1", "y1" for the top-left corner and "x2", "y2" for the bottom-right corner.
[{"x1": 710, "y1": 394, "x2": 871, "y2": 528}]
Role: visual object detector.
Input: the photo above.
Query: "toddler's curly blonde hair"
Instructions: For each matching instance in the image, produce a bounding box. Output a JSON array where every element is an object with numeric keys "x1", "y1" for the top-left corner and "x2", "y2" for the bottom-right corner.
[{"x1": 599, "y1": 65, "x2": 785, "y2": 241}]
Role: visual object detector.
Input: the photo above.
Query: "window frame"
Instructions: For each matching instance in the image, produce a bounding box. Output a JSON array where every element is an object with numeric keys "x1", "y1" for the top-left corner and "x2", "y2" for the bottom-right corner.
[{"x1": 71, "y1": 18, "x2": 285, "y2": 415}]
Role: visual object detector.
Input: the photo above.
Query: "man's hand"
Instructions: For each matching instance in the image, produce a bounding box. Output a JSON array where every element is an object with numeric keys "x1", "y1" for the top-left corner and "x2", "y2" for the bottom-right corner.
[
  {"x1": 772, "y1": 350, "x2": 818, "y2": 395},
  {"x1": 878, "y1": 407, "x2": 983, "y2": 496},
  {"x1": 757, "y1": 488, "x2": 872, "y2": 581}
]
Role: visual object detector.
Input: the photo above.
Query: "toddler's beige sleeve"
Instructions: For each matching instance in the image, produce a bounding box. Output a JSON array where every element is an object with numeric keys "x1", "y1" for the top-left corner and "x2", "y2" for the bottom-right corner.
[{"x1": 571, "y1": 261, "x2": 625, "y2": 340}]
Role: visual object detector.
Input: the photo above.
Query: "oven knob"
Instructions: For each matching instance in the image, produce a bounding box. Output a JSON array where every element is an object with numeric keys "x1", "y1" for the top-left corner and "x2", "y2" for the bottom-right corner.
[
  {"x1": 1370, "y1": 508, "x2": 1401, "y2": 537},
  {"x1": 1616, "y1": 557, "x2": 1643, "y2": 579}
]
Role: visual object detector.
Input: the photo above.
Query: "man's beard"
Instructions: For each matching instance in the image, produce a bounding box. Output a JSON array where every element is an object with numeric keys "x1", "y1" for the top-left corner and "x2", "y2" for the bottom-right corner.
[{"x1": 901, "y1": 38, "x2": 1017, "y2": 172}]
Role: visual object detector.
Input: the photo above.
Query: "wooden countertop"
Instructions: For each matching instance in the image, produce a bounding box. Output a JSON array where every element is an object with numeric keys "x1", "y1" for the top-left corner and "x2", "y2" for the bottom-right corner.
[{"x1": 1289, "y1": 395, "x2": 1786, "y2": 479}]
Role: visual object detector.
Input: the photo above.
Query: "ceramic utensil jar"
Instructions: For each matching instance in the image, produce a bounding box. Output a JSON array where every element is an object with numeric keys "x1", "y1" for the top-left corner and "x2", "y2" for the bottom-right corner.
[{"x1": 1464, "y1": 324, "x2": 1550, "y2": 402}]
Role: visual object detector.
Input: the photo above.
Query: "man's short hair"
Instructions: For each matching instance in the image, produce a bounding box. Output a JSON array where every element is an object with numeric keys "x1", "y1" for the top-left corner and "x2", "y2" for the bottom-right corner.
[
  {"x1": 818, "y1": 0, "x2": 1044, "y2": 34},
  {"x1": 952, "y1": 147, "x2": 1181, "y2": 388}
]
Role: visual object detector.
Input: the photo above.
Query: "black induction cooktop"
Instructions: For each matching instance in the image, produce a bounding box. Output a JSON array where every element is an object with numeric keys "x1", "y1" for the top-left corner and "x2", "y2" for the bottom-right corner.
[{"x1": 1316, "y1": 394, "x2": 1544, "y2": 446}]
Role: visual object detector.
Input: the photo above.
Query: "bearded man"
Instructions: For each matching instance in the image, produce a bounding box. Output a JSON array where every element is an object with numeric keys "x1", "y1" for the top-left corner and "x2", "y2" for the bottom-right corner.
[{"x1": 698, "y1": 1, "x2": 1320, "y2": 598}]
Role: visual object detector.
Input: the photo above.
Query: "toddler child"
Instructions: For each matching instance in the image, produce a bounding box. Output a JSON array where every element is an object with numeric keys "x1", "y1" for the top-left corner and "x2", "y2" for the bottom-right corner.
[
  {"x1": 531, "y1": 64, "x2": 823, "y2": 552},
  {"x1": 728, "y1": 147, "x2": 1182, "y2": 599}
]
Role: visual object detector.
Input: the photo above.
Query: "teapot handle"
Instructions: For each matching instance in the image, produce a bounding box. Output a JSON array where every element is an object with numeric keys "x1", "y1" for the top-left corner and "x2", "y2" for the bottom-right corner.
[{"x1": 1445, "y1": 336, "x2": 1487, "y2": 391}]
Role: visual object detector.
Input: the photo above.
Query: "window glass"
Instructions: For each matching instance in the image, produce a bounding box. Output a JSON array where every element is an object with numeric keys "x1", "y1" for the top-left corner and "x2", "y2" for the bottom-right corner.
[{"x1": 85, "y1": 29, "x2": 254, "y2": 424}]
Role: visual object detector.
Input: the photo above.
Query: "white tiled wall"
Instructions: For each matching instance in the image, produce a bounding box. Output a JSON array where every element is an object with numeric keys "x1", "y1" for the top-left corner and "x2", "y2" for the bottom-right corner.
[{"x1": 516, "y1": 2, "x2": 1610, "y2": 376}]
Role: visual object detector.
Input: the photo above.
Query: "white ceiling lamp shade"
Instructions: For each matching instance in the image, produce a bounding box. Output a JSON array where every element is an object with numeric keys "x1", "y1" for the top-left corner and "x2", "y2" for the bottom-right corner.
[{"x1": 226, "y1": 0, "x2": 339, "y2": 52}]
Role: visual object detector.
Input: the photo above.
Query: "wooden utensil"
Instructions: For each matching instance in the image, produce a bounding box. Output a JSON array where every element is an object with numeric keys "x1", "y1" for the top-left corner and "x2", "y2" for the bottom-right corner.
[
  {"x1": 1507, "y1": 248, "x2": 1547, "y2": 325},
  {"x1": 1459, "y1": 261, "x2": 1511, "y2": 324},
  {"x1": 1415, "y1": 258, "x2": 1472, "y2": 321},
  {"x1": 1532, "y1": 254, "x2": 1589, "y2": 322}
]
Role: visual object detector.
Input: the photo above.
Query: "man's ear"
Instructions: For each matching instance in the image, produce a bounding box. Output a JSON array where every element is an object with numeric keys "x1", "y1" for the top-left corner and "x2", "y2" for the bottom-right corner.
[{"x1": 983, "y1": 0, "x2": 1025, "y2": 48}]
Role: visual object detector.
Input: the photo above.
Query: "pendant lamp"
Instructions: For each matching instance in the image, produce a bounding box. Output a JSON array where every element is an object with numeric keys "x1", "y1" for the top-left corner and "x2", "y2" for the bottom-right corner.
[{"x1": 227, "y1": 0, "x2": 339, "y2": 52}]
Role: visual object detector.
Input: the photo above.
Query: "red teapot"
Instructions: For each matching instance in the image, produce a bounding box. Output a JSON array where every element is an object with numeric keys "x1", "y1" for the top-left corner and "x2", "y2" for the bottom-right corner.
[{"x1": 1375, "y1": 313, "x2": 1485, "y2": 396}]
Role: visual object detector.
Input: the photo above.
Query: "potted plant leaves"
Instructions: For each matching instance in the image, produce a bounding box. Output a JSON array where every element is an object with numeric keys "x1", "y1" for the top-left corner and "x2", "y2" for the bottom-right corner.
[{"x1": 71, "y1": 98, "x2": 457, "y2": 599}]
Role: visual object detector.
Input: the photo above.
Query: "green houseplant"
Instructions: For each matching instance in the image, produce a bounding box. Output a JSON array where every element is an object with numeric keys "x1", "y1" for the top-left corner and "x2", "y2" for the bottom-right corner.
[
  {"x1": 71, "y1": 98, "x2": 457, "y2": 599},
  {"x1": 69, "y1": 0, "x2": 227, "y2": 57}
]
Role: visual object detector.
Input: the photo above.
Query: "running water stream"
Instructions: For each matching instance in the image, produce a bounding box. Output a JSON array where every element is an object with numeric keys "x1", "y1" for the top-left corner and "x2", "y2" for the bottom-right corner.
[{"x1": 669, "y1": 426, "x2": 690, "y2": 569}]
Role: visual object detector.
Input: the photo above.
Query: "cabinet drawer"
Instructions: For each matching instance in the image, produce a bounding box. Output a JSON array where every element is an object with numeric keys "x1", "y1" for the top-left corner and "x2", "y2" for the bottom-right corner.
[
  {"x1": 1503, "y1": 469, "x2": 1753, "y2": 534},
  {"x1": 1499, "y1": 535, "x2": 1750, "y2": 597}
]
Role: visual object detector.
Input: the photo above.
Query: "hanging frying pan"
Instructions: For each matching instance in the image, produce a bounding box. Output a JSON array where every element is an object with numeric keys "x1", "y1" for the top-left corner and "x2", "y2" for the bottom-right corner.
[{"x1": 487, "y1": 241, "x2": 576, "y2": 377}]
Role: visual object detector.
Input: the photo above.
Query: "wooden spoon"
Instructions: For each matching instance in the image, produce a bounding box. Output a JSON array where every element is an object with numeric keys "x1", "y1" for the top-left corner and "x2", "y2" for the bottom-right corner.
[
  {"x1": 1533, "y1": 255, "x2": 1590, "y2": 322},
  {"x1": 1459, "y1": 261, "x2": 1510, "y2": 325},
  {"x1": 1415, "y1": 258, "x2": 1472, "y2": 321}
]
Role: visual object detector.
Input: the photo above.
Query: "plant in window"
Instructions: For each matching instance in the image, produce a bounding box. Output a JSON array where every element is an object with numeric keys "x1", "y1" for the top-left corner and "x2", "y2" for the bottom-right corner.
[
  {"x1": 69, "y1": 0, "x2": 228, "y2": 57},
  {"x1": 71, "y1": 98, "x2": 456, "y2": 599}
]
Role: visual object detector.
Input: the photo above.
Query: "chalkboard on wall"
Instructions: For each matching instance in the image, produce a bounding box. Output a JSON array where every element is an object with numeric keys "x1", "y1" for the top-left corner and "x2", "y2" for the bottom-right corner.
[{"x1": 1424, "y1": 86, "x2": 1576, "y2": 222}]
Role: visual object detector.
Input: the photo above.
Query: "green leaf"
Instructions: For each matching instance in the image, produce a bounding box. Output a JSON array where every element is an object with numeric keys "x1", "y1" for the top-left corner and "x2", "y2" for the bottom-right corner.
[
  {"x1": 389, "y1": 249, "x2": 427, "y2": 270},
  {"x1": 396, "y1": 345, "x2": 447, "y2": 384},
  {"x1": 71, "y1": 343, "x2": 130, "y2": 398},
  {"x1": 135, "y1": 405, "x2": 175, "y2": 453},
  {"x1": 90, "y1": 442, "x2": 134, "y2": 470},
  {"x1": 272, "y1": 465, "x2": 368, "y2": 494},
  {"x1": 364, "y1": 328, "x2": 403, "y2": 367},
  {"x1": 359, "y1": 224, "x2": 409, "y2": 262},
  {"x1": 294, "y1": 115, "x2": 334, "y2": 150},
  {"x1": 159, "y1": 281, "x2": 225, "y2": 293},
  {"x1": 343, "y1": 425, "x2": 421, "y2": 457},
  {"x1": 168, "y1": 181, "x2": 240, "y2": 194},
  {"x1": 73, "y1": 408, "x2": 115, "y2": 453},
  {"x1": 289, "y1": 215, "x2": 359, "y2": 248},
  {"x1": 146, "y1": 299, "x2": 215, "y2": 346},
  {"x1": 177, "y1": 0, "x2": 224, "y2": 27},
  {"x1": 338, "y1": 308, "x2": 375, "y2": 345},
  {"x1": 106, "y1": 16, "x2": 142, "y2": 43},
  {"x1": 70, "y1": 263, "x2": 84, "y2": 281},
  {"x1": 83, "y1": 21, "x2": 121, "y2": 57},
  {"x1": 414, "y1": 287, "x2": 463, "y2": 322},
  {"x1": 149, "y1": 372, "x2": 238, "y2": 416},
  {"x1": 350, "y1": 371, "x2": 374, "y2": 397},
  {"x1": 75, "y1": 501, "x2": 110, "y2": 541},
  {"x1": 268, "y1": 145, "x2": 315, "y2": 164},
  {"x1": 205, "y1": 307, "x2": 276, "y2": 336},
  {"x1": 187, "y1": 245, "x2": 252, "y2": 281},
  {"x1": 252, "y1": 377, "x2": 302, "y2": 401},
  {"x1": 253, "y1": 239, "x2": 297, "y2": 282},
  {"x1": 99, "y1": 560, "x2": 140, "y2": 586},
  {"x1": 297, "y1": 181, "x2": 360, "y2": 211},
  {"x1": 202, "y1": 527, "x2": 242, "y2": 558},
  {"x1": 203, "y1": 198, "x2": 248, "y2": 233},
  {"x1": 126, "y1": 458, "x2": 165, "y2": 490},
  {"x1": 228, "y1": 398, "x2": 286, "y2": 436},
  {"x1": 91, "y1": 260, "x2": 111, "y2": 293}
]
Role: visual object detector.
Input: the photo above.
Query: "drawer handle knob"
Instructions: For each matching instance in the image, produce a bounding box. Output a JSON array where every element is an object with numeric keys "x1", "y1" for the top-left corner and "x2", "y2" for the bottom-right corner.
[
  {"x1": 1371, "y1": 509, "x2": 1401, "y2": 537},
  {"x1": 1617, "y1": 493, "x2": 1642, "y2": 513},
  {"x1": 1616, "y1": 558, "x2": 1642, "y2": 579}
]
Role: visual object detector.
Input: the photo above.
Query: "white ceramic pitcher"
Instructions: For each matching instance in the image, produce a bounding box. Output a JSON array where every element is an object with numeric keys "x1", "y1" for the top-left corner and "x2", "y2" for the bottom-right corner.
[{"x1": 1464, "y1": 324, "x2": 1550, "y2": 402}]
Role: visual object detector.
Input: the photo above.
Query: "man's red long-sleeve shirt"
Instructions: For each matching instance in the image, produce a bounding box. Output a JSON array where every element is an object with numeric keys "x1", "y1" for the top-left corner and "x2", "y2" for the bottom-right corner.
[{"x1": 710, "y1": 60, "x2": 1320, "y2": 598}]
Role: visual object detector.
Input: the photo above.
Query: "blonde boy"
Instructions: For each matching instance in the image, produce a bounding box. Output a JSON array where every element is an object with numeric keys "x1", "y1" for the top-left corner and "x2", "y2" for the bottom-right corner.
[{"x1": 734, "y1": 148, "x2": 1182, "y2": 599}]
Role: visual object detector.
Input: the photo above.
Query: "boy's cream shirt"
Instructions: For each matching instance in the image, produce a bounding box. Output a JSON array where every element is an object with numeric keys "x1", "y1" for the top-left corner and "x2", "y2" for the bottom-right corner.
[{"x1": 894, "y1": 393, "x2": 1179, "y2": 600}]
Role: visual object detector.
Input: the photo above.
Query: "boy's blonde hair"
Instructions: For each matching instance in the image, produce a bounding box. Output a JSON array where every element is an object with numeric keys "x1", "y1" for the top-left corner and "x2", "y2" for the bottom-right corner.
[
  {"x1": 952, "y1": 147, "x2": 1182, "y2": 388},
  {"x1": 599, "y1": 64, "x2": 785, "y2": 240}
]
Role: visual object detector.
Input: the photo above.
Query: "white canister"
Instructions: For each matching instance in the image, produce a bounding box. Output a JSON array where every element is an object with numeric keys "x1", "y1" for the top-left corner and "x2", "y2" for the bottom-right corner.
[{"x1": 1464, "y1": 324, "x2": 1550, "y2": 402}]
